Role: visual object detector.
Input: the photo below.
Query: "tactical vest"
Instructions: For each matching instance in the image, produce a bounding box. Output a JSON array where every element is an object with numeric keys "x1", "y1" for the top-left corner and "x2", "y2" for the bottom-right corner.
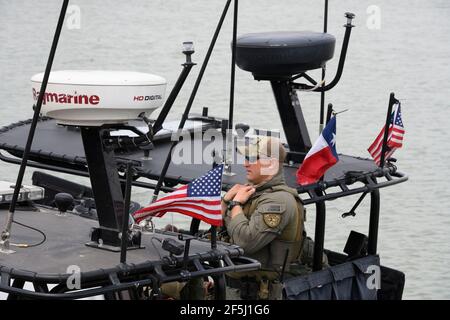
[{"x1": 239, "y1": 184, "x2": 305, "y2": 280}]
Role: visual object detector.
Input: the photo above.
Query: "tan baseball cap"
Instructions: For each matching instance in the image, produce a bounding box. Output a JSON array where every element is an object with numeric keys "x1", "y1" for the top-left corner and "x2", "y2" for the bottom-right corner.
[{"x1": 236, "y1": 136, "x2": 286, "y2": 162}]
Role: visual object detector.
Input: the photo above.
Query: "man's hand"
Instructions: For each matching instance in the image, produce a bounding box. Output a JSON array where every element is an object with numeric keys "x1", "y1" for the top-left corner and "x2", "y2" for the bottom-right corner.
[
  {"x1": 230, "y1": 186, "x2": 255, "y2": 219},
  {"x1": 233, "y1": 186, "x2": 256, "y2": 204},
  {"x1": 223, "y1": 184, "x2": 246, "y2": 202},
  {"x1": 222, "y1": 184, "x2": 245, "y2": 218}
]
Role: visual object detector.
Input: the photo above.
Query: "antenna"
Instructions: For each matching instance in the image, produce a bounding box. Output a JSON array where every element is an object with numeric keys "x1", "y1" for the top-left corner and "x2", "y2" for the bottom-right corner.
[
  {"x1": 0, "y1": 0, "x2": 70, "y2": 254},
  {"x1": 224, "y1": 0, "x2": 239, "y2": 176},
  {"x1": 150, "y1": 0, "x2": 232, "y2": 203}
]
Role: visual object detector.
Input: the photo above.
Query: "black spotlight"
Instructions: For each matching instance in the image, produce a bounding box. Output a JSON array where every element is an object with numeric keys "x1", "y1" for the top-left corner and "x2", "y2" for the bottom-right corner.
[{"x1": 54, "y1": 193, "x2": 74, "y2": 213}]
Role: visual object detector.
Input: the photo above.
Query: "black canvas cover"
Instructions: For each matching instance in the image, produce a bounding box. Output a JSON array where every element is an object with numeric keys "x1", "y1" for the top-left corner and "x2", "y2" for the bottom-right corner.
[{"x1": 283, "y1": 255, "x2": 380, "y2": 300}]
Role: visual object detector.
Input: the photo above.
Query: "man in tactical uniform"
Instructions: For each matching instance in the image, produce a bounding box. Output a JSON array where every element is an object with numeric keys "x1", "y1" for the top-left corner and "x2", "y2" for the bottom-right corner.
[{"x1": 221, "y1": 136, "x2": 306, "y2": 300}]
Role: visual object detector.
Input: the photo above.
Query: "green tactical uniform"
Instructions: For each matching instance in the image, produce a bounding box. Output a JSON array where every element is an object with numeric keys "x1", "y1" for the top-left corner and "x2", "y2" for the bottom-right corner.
[{"x1": 223, "y1": 168, "x2": 305, "y2": 299}]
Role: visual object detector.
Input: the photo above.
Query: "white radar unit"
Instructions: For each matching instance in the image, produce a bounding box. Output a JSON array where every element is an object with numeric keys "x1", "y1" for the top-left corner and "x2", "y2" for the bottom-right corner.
[{"x1": 31, "y1": 70, "x2": 167, "y2": 126}]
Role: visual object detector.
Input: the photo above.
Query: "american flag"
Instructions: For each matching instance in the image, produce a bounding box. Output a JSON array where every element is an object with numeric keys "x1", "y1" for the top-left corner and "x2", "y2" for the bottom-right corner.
[
  {"x1": 132, "y1": 164, "x2": 224, "y2": 226},
  {"x1": 368, "y1": 102, "x2": 405, "y2": 165}
]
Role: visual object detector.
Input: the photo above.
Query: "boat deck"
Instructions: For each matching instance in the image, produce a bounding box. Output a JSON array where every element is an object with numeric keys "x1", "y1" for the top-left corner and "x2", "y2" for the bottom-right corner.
[{"x1": 0, "y1": 206, "x2": 254, "y2": 283}]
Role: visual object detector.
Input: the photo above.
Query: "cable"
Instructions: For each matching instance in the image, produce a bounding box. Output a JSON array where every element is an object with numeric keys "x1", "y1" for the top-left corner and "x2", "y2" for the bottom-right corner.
[
  {"x1": 9, "y1": 220, "x2": 47, "y2": 248},
  {"x1": 296, "y1": 79, "x2": 326, "y2": 92}
]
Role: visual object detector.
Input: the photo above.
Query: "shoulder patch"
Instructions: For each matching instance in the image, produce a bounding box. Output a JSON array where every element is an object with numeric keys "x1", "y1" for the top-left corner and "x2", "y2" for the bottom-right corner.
[
  {"x1": 258, "y1": 203, "x2": 285, "y2": 228},
  {"x1": 263, "y1": 213, "x2": 282, "y2": 228}
]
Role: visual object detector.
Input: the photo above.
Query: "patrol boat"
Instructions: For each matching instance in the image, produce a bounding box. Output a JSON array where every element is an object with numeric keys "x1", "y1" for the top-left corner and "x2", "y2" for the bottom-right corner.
[{"x1": 0, "y1": 0, "x2": 407, "y2": 300}]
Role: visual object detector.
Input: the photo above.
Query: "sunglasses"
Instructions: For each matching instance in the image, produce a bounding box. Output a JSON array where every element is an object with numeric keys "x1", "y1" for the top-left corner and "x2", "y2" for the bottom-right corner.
[{"x1": 244, "y1": 155, "x2": 260, "y2": 163}]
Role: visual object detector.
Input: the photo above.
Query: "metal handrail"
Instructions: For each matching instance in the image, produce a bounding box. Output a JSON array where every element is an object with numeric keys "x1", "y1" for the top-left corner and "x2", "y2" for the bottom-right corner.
[{"x1": 300, "y1": 171, "x2": 408, "y2": 205}]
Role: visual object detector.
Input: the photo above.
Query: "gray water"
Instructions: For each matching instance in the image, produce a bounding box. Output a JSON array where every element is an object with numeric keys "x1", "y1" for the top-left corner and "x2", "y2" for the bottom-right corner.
[{"x1": 0, "y1": 0, "x2": 449, "y2": 299}]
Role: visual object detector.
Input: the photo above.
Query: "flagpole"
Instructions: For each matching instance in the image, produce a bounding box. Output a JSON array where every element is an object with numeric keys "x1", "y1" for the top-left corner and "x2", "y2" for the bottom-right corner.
[
  {"x1": 211, "y1": 226, "x2": 217, "y2": 250},
  {"x1": 318, "y1": 103, "x2": 334, "y2": 184},
  {"x1": 379, "y1": 93, "x2": 396, "y2": 168},
  {"x1": 325, "y1": 103, "x2": 333, "y2": 125},
  {"x1": 319, "y1": 0, "x2": 329, "y2": 134},
  {"x1": 211, "y1": 163, "x2": 224, "y2": 250}
]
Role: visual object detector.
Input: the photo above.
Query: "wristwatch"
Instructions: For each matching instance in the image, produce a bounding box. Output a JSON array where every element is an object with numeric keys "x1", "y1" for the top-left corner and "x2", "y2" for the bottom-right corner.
[
  {"x1": 222, "y1": 196, "x2": 231, "y2": 205},
  {"x1": 227, "y1": 200, "x2": 243, "y2": 211}
]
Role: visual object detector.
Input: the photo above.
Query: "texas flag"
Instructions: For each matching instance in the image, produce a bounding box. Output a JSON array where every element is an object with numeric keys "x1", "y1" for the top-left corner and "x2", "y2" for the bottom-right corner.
[{"x1": 296, "y1": 116, "x2": 339, "y2": 185}]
